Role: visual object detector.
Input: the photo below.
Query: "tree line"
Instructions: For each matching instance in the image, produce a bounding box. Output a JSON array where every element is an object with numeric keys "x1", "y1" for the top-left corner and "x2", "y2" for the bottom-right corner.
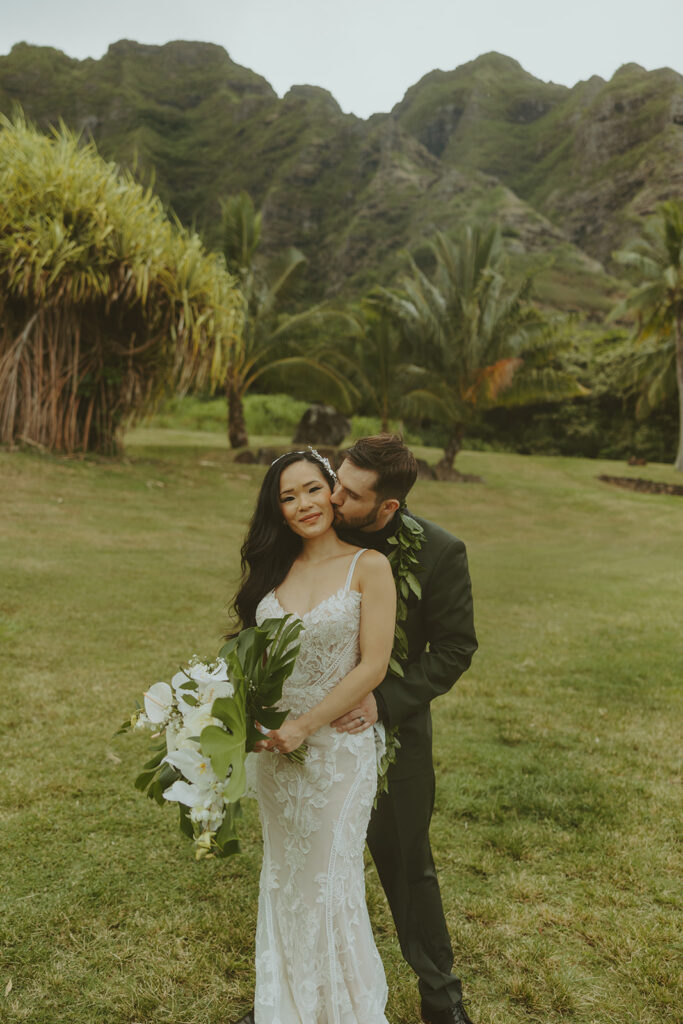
[{"x1": 1, "y1": 116, "x2": 681, "y2": 472}]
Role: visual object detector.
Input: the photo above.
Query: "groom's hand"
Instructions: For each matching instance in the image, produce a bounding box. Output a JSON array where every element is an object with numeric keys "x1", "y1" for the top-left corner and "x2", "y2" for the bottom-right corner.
[{"x1": 332, "y1": 692, "x2": 378, "y2": 733}]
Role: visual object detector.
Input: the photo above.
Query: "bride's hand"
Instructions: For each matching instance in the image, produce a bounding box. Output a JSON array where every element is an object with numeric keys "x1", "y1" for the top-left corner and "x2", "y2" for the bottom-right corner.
[{"x1": 258, "y1": 718, "x2": 308, "y2": 755}]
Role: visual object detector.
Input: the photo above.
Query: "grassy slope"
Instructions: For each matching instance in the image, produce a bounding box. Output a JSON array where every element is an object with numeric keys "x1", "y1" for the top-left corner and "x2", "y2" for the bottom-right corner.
[{"x1": 1, "y1": 437, "x2": 681, "y2": 1023}]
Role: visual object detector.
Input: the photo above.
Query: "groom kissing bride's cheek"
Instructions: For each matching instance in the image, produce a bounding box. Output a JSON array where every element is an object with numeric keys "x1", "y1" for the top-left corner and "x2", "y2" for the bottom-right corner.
[
  {"x1": 233, "y1": 434, "x2": 477, "y2": 1024},
  {"x1": 330, "y1": 436, "x2": 478, "y2": 1024}
]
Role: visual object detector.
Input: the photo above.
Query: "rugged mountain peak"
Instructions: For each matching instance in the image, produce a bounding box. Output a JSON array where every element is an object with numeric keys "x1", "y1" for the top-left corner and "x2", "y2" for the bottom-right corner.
[
  {"x1": 610, "y1": 61, "x2": 647, "y2": 79},
  {"x1": 101, "y1": 38, "x2": 276, "y2": 99},
  {"x1": 282, "y1": 84, "x2": 344, "y2": 115}
]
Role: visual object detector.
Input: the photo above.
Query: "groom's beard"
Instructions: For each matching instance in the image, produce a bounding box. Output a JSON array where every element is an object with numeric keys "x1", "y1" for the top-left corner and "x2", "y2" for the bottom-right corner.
[{"x1": 333, "y1": 500, "x2": 383, "y2": 531}]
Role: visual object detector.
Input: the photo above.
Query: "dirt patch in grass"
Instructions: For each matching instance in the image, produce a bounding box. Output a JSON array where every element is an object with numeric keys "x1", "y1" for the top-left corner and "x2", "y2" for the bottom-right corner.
[{"x1": 598, "y1": 474, "x2": 683, "y2": 496}]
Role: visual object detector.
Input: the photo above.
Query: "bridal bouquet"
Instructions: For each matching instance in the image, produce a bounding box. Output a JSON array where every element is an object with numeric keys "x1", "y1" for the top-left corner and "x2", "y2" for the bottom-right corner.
[{"x1": 119, "y1": 615, "x2": 304, "y2": 859}]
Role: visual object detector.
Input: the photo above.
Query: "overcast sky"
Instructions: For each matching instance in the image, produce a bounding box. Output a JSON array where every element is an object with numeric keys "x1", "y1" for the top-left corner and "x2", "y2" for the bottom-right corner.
[{"x1": 2, "y1": 0, "x2": 682, "y2": 119}]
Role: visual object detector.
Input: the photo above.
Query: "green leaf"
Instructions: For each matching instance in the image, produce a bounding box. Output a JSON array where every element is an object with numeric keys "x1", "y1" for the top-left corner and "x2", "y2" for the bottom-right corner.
[
  {"x1": 218, "y1": 637, "x2": 238, "y2": 659},
  {"x1": 177, "y1": 679, "x2": 198, "y2": 691},
  {"x1": 214, "y1": 803, "x2": 241, "y2": 857},
  {"x1": 389, "y1": 656, "x2": 404, "y2": 677},
  {"x1": 401, "y1": 514, "x2": 423, "y2": 534},
  {"x1": 142, "y1": 751, "x2": 165, "y2": 771},
  {"x1": 178, "y1": 803, "x2": 194, "y2": 839},
  {"x1": 134, "y1": 769, "x2": 157, "y2": 792},
  {"x1": 200, "y1": 725, "x2": 245, "y2": 780},
  {"x1": 223, "y1": 758, "x2": 247, "y2": 802},
  {"x1": 405, "y1": 572, "x2": 422, "y2": 598},
  {"x1": 211, "y1": 696, "x2": 246, "y2": 736},
  {"x1": 255, "y1": 707, "x2": 290, "y2": 729}
]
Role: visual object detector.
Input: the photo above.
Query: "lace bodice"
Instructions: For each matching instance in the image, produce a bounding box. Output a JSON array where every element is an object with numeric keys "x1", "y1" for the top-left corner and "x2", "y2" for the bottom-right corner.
[{"x1": 255, "y1": 549, "x2": 366, "y2": 717}]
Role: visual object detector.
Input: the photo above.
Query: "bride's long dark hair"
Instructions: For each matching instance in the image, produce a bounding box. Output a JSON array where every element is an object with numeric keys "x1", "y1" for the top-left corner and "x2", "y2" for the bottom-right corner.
[{"x1": 229, "y1": 451, "x2": 337, "y2": 630}]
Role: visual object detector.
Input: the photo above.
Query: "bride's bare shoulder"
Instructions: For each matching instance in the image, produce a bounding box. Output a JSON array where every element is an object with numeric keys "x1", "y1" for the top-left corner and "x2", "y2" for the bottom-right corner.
[{"x1": 356, "y1": 548, "x2": 392, "y2": 578}]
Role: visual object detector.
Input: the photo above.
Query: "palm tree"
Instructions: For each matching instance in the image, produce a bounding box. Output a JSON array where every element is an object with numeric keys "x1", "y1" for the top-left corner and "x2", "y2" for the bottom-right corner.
[
  {"x1": 0, "y1": 113, "x2": 240, "y2": 454},
  {"x1": 378, "y1": 226, "x2": 586, "y2": 470},
  {"x1": 612, "y1": 201, "x2": 683, "y2": 471},
  {"x1": 327, "y1": 294, "x2": 412, "y2": 433},
  {"x1": 213, "y1": 192, "x2": 351, "y2": 448}
]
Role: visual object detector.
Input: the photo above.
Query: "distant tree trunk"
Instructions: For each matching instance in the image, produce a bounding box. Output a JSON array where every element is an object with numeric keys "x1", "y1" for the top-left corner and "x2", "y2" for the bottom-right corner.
[
  {"x1": 437, "y1": 425, "x2": 464, "y2": 470},
  {"x1": 226, "y1": 367, "x2": 248, "y2": 448},
  {"x1": 675, "y1": 316, "x2": 683, "y2": 471}
]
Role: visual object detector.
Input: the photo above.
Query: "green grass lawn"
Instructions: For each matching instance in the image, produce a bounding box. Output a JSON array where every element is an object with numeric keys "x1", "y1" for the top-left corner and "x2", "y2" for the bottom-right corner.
[{"x1": 1, "y1": 433, "x2": 681, "y2": 1024}]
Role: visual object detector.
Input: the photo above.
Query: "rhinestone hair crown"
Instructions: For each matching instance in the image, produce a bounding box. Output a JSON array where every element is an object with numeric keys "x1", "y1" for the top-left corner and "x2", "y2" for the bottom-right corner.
[{"x1": 271, "y1": 446, "x2": 337, "y2": 481}]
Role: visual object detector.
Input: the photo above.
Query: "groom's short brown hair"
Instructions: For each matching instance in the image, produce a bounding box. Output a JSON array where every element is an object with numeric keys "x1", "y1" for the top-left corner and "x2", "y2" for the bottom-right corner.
[{"x1": 343, "y1": 434, "x2": 418, "y2": 504}]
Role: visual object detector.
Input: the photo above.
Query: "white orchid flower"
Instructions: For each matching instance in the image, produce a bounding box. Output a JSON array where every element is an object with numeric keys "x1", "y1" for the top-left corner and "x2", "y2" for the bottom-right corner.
[
  {"x1": 164, "y1": 747, "x2": 218, "y2": 787},
  {"x1": 186, "y1": 661, "x2": 217, "y2": 686},
  {"x1": 163, "y1": 779, "x2": 202, "y2": 806},
  {"x1": 169, "y1": 669, "x2": 200, "y2": 716},
  {"x1": 181, "y1": 703, "x2": 222, "y2": 737},
  {"x1": 201, "y1": 676, "x2": 234, "y2": 704},
  {"x1": 143, "y1": 681, "x2": 174, "y2": 724}
]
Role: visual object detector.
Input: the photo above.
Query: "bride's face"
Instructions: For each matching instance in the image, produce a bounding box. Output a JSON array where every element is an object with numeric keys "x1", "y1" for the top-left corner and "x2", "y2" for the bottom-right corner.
[{"x1": 278, "y1": 461, "x2": 334, "y2": 539}]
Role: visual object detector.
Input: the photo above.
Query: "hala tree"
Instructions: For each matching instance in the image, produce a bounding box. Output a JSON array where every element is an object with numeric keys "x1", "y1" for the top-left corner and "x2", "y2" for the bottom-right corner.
[
  {"x1": 0, "y1": 114, "x2": 241, "y2": 454},
  {"x1": 612, "y1": 200, "x2": 683, "y2": 471}
]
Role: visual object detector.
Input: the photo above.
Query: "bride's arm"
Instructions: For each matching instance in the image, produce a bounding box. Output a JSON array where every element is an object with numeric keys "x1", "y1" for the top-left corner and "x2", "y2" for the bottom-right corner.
[{"x1": 260, "y1": 550, "x2": 396, "y2": 754}]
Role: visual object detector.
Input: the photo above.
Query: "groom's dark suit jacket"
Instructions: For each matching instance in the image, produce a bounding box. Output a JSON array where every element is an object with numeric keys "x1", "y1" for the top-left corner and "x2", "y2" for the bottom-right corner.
[{"x1": 345, "y1": 510, "x2": 477, "y2": 772}]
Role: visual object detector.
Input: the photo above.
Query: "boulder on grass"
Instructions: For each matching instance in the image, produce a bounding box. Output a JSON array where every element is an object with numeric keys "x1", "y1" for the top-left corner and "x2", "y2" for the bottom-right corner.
[{"x1": 293, "y1": 404, "x2": 350, "y2": 447}]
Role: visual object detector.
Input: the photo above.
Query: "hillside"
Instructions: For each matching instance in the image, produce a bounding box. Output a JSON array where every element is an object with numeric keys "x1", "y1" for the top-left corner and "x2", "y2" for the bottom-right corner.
[
  {"x1": 393, "y1": 52, "x2": 683, "y2": 263},
  {"x1": 2, "y1": 41, "x2": 681, "y2": 313}
]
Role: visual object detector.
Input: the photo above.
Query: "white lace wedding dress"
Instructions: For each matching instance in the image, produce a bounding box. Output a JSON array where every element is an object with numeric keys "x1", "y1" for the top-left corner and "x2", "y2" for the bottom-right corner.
[{"x1": 252, "y1": 548, "x2": 389, "y2": 1024}]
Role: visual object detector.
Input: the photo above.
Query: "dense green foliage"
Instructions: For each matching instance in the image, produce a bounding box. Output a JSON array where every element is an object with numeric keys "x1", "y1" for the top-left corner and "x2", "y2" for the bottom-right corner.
[
  {"x1": 2, "y1": 438, "x2": 681, "y2": 1022},
  {"x1": 375, "y1": 227, "x2": 586, "y2": 467},
  {"x1": 216, "y1": 191, "x2": 352, "y2": 446}
]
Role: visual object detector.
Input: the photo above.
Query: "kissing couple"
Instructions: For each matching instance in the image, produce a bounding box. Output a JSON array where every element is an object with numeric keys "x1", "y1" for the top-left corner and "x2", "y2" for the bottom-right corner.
[{"x1": 230, "y1": 434, "x2": 477, "y2": 1024}]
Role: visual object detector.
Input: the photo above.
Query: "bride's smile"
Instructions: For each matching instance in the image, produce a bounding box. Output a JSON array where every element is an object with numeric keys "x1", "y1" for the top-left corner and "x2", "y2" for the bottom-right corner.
[{"x1": 278, "y1": 460, "x2": 335, "y2": 537}]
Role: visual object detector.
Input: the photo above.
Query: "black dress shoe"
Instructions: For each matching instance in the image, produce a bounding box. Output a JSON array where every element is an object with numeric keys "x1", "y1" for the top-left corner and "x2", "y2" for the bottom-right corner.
[
  {"x1": 420, "y1": 1001, "x2": 474, "y2": 1024},
  {"x1": 232, "y1": 1012, "x2": 255, "y2": 1024}
]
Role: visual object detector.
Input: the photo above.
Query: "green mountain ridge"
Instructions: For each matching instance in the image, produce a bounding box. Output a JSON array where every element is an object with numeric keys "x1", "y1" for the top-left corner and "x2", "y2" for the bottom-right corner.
[{"x1": 2, "y1": 41, "x2": 681, "y2": 315}]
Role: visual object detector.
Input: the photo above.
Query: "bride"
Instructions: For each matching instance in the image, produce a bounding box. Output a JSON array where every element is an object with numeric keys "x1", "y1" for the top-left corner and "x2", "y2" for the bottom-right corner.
[{"x1": 230, "y1": 448, "x2": 396, "y2": 1024}]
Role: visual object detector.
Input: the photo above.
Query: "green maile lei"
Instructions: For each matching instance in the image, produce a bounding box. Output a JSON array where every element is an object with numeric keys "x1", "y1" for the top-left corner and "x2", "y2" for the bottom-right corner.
[{"x1": 375, "y1": 508, "x2": 425, "y2": 798}]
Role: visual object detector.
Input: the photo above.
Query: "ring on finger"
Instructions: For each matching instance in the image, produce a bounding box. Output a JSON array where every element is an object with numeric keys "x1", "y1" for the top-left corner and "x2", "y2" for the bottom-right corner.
[{"x1": 272, "y1": 746, "x2": 280, "y2": 754}]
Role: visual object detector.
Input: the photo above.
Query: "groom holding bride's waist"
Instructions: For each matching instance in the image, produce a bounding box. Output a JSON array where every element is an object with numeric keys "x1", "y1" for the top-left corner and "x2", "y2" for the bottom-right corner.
[{"x1": 330, "y1": 434, "x2": 478, "y2": 1024}]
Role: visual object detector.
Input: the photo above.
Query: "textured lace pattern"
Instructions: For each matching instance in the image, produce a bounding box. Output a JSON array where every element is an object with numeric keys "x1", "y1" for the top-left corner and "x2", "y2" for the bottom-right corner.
[{"x1": 253, "y1": 567, "x2": 388, "y2": 1023}]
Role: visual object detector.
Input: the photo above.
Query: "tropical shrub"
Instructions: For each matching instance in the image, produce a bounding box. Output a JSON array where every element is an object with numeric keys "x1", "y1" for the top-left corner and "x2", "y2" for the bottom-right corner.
[{"x1": 0, "y1": 114, "x2": 241, "y2": 453}]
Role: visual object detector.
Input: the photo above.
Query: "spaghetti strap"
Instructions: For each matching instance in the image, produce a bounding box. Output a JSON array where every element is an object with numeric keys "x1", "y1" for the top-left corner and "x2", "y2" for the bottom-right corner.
[{"x1": 344, "y1": 548, "x2": 367, "y2": 593}]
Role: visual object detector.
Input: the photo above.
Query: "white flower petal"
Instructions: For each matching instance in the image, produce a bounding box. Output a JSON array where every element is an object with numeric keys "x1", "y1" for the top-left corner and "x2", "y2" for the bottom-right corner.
[
  {"x1": 163, "y1": 779, "x2": 202, "y2": 806},
  {"x1": 171, "y1": 669, "x2": 192, "y2": 692},
  {"x1": 144, "y1": 681, "x2": 174, "y2": 724},
  {"x1": 187, "y1": 662, "x2": 215, "y2": 685},
  {"x1": 164, "y1": 747, "x2": 217, "y2": 787},
  {"x1": 202, "y1": 678, "x2": 234, "y2": 703},
  {"x1": 210, "y1": 659, "x2": 230, "y2": 682}
]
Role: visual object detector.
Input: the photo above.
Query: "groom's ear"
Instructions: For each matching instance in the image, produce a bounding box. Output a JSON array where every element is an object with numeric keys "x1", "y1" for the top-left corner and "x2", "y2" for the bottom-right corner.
[{"x1": 381, "y1": 498, "x2": 400, "y2": 516}]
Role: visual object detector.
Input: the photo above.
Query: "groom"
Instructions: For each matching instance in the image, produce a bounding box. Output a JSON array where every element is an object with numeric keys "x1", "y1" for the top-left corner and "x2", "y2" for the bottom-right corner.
[{"x1": 331, "y1": 434, "x2": 477, "y2": 1024}]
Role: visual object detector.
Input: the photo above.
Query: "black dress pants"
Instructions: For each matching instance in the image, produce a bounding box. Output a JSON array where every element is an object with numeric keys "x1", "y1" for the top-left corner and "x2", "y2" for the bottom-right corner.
[{"x1": 367, "y1": 723, "x2": 463, "y2": 1011}]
